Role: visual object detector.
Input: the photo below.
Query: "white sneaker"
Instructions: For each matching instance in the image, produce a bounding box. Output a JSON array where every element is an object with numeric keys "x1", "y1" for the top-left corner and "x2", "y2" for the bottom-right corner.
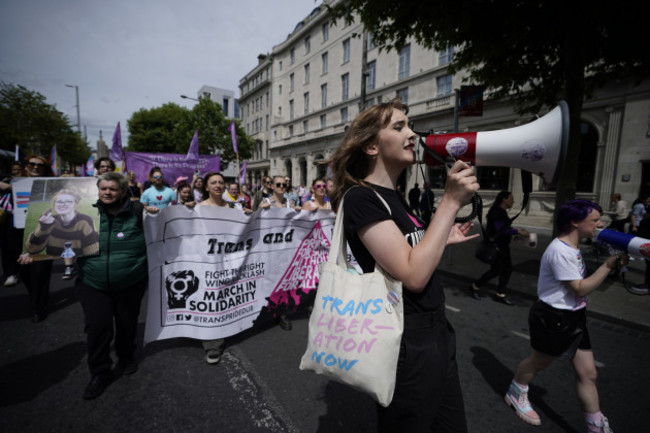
[
  {"x1": 587, "y1": 416, "x2": 613, "y2": 433},
  {"x1": 628, "y1": 285, "x2": 649, "y2": 296},
  {"x1": 3, "y1": 275, "x2": 18, "y2": 287},
  {"x1": 505, "y1": 380, "x2": 541, "y2": 426}
]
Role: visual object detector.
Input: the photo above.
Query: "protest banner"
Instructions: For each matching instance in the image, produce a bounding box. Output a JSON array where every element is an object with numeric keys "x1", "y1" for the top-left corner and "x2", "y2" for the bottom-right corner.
[
  {"x1": 125, "y1": 151, "x2": 220, "y2": 185},
  {"x1": 143, "y1": 205, "x2": 337, "y2": 344},
  {"x1": 21, "y1": 177, "x2": 100, "y2": 260}
]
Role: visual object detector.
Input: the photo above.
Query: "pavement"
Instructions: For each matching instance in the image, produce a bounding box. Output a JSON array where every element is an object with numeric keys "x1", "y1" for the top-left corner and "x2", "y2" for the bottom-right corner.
[{"x1": 437, "y1": 230, "x2": 650, "y2": 333}]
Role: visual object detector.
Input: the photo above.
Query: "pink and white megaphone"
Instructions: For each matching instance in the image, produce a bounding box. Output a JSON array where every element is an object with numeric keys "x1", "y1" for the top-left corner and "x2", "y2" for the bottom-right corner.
[
  {"x1": 421, "y1": 101, "x2": 569, "y2": 188},
  {"x1": 594, "y1": 229, "x2": 650, "y2": 259}
]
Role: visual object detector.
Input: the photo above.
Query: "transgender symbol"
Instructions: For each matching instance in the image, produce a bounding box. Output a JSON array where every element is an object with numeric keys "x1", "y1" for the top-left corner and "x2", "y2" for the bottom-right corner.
[{"x1": 166, "y1": 270, "x2": 200, "y2": 309}]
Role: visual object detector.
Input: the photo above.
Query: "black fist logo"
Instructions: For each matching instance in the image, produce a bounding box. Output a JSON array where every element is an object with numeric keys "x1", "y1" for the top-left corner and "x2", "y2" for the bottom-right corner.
[{"x1": 166, "y1": 270, "x2": 199, "y2": 309}]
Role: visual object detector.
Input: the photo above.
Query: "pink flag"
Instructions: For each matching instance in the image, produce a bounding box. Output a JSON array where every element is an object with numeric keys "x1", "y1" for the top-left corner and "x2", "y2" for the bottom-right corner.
[
  {"x1": 228, "y1": 120, "x2": 238, "y2": 154},
  {"x1": 110, "y1": 122, "x2": 123, "y2": 162},
  {"x1": 187, "y1": 130, "x2": 199, "y2": 160},
  {"x1": 239, "y1": 161, "x2": 247, "y2": 185}
]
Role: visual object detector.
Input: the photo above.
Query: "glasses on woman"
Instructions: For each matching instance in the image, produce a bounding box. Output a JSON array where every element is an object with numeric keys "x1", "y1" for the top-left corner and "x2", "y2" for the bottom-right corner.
[
  {"x1": 275, "y1": 183, "x2": 287, "y2": 188},
  {"x1": 28, "y1": 161, "x2": 46, "y2": 168},
  {"x1": 55, "y1": 200, "x2": 75, "y2": 205},
  {"x1": 314, "y1": 184, "x2": 326, "y2": 189},
  {"x1": 152, "y1": 175, "x2": 163, "y2": 180}
]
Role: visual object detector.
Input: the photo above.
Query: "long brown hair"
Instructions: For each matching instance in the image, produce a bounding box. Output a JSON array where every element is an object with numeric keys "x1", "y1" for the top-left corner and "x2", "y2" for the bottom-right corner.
[{"x1": 324, "y1": 98, "x2": 409, "y2": 211}]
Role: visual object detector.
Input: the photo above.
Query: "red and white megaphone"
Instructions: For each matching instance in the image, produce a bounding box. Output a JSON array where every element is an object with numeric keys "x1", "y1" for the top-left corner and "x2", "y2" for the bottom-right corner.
[{"x1": 421, "y1": 101, "x2": 569, "y2": 188}]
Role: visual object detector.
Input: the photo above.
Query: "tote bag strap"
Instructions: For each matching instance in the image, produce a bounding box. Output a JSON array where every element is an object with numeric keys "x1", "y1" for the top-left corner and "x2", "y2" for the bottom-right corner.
[{"x1": 328, "y1": 187, "x2": 392, "y2": 274}]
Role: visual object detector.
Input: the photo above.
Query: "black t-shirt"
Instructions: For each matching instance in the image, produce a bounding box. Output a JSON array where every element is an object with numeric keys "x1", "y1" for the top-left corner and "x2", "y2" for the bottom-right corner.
[{"x1": 342, "y1": 184, "x2": 445, "y2": 314}]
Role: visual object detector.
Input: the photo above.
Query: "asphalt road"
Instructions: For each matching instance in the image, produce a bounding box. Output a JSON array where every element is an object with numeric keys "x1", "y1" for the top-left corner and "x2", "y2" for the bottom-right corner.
[{"x1": 1, "y1": 262, "x2": 649, "y2": 433}]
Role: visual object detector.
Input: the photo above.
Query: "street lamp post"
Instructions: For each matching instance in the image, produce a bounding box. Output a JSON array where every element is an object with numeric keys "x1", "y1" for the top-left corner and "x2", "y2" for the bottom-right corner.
[
  {"x1": 65, "y1": 84, "x2": 81, "y2": 134},
  {"x1": 180, "y1": 94, "x2": 200, "y2": 102}
]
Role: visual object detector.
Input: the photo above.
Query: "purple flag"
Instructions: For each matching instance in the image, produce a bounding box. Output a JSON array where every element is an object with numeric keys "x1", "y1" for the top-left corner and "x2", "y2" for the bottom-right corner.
[
  {"x1": 239, "y1": 161, "x2": 247, "y2": 185},
  {"x1": 187, "y1": 130, "x2": 199, "y2": 160},
  {"x1": 228, "y1": 120, "x2": 238, "y2": 154},
  {"x1": 110, "y1": 122, "x2": 123, "y2": 162}
]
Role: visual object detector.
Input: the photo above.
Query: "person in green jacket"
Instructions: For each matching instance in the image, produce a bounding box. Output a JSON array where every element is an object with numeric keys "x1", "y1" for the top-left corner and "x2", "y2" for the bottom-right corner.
[{"x1": 76, "y1": 172, "x2": 148, "y2": 400}]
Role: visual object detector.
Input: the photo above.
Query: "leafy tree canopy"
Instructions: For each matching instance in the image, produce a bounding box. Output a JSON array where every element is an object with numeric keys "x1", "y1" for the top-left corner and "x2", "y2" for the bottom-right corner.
[
  {"x1": 329, "y1": 0, "x2": 649, "y2": 114},
  {"x1": 328, "y1": 0, "x2": 650, "y2": 212},
  {"x1": 127, "y1": 98, "x2": 252, "y2": 170},
  {"x1": 0, "y1": 82, "x2": 90, "y2": 165}
]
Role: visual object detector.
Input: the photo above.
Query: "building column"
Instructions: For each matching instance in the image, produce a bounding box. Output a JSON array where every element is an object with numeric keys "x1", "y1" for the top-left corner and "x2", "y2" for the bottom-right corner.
[
  {"x1": 306, "y1": 153, "x2": 315, "y2": 185},
  {"x1": 599, "y1": 108, "x2": 623, "y2": 207}
]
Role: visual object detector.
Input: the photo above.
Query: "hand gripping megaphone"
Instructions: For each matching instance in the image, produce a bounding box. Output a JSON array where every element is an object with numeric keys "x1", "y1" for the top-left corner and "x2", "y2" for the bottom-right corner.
[
  {"x1": 594, "y1": 229, "x2": 650, "y2": 260},
  {"x1": 420, "y1": 101, "x2": 569, "y2": 188}
]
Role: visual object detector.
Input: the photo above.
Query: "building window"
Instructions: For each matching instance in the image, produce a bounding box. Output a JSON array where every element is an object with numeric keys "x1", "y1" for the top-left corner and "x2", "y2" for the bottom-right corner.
[
  {"x1": 322, "y1": 52, "x2": 328, "y2": 74},
  {"x1": 279, "y1": 84, "x2": 282, "y2": 95},
  {"x1": 396, "y1": 87, "x2": 409, "y2": 105},
  {"x1": 303, "y1": 119, "x2": 309, "y2": 133},
  {"x1": 341, "y1": 73, "x2": 349, "y2": 100},
  {"x1": 289, "y1": 100, "x2": 294, "y2": 120},
  {"x1": 290, "y1": 48, "x2": 295, "y2": 65},
  {"x1": 290, "y1": 73, "x2": 294, "y2": 92},
  {"x1": 398, "y1": 44, "x2": 411, "y2": 80},
  {"x1": 340, "y1": 107, "x2": 348, "y2": 123},
  {"x1": 266, "y1": 91, "x2": 269, "y2": 107},
  {"x1": 266, "y1": 114, "x2": 269, "y2": 131},
  {"x1": 439, "y1": 46, "x2": 454, "y2": 65},
  {"x1": 367, "y1": 33, "x2": 377, "y2": 50},
  {"x1": 279, "y1": 60, "x2": 283, "y2": 71},
  {"x1": 223, "y1": 98, "x2": 229, "y2": 117},
  {"x1": 304, "y1": 92, "x2": 309, "y2": 114},
  {"x1": 322, "y1": 21, "x2": 329, "y2": 41},
  {"x1": 289, "y1": 125, "x2": 294, "y2": 136},
  {"x1": 367, "y1": 60, "x2": 376, "y2": 91},
  {"x1": 437, "y1": 74, "x2": 452, "y2": 96},
  {"x1": 278, "y1": 106, "x2": 282, "y2": 116},
  {"x1": 321, "y1": 83, "x2": 327, "y2": 108},
  {"x1": 320, "y1": 114, "x2": 326, "y2": 129},
  {"x1": 304, "y1": 63, "x2": 310, "y2": 84},
  {"x1": 305, "y1": 36, "x2": 311, "y2": 54},
  {"x1": 342, "y1": 39, "x2": 351, "y2": 64}
]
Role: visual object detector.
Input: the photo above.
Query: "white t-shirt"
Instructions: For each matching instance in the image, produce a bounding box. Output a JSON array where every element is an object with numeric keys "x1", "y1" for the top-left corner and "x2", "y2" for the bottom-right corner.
[{"x1": 537, "y1": 238, "x2": 588, "y2": 310}]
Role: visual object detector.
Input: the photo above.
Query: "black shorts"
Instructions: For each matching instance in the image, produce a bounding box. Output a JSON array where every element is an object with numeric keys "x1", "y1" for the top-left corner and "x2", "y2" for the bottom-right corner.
[{"x1": 528, "y1": 301, "x2": 591, "y2": 359}]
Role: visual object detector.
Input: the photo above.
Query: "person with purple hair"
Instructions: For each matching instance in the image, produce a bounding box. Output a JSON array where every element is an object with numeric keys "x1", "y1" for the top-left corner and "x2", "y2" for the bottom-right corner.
[{"x1": 505, "y1": 199, "x2": 628, "y2": 432}]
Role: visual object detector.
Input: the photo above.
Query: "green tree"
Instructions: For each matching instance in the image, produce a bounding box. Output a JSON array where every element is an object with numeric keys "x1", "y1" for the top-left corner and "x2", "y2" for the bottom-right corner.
[
  {"x1": 0, "y1": 82, "x2": 89, "y2": 165},
  {"x1": 127, "y1": 103, "x2": 190, "y2": 153},
  {"x1": 328, "y1": 0, "x2": 649, "y2": 212},
  {"x1": 178, "y1": 97, "x2": 253, "y2": 171},
  {"x1": 127, "y1": 98, "x2": 253, "y2": 170}
]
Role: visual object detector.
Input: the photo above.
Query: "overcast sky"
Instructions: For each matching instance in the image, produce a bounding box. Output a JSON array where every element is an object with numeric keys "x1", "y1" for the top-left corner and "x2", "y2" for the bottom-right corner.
[{"x1": 0, "y1": 0, "x2": 320, "y2": 149}]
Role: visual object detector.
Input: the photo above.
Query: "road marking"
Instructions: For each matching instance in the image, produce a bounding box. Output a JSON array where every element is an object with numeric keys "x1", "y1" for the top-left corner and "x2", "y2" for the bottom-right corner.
[
  {"x1": 511, "y1": 331, "x2": 530, "y2": 340},
  {"x1": 224, "y1": 347, "x2": 301, "y2": 433},
  {"x1": 446, "y1": 305, "x2": 460, "y2": 313}
]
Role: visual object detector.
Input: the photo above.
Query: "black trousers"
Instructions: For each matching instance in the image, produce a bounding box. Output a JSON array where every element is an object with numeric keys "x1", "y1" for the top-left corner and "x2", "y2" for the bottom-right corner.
[
  {"x1": 378, "y1": 309, "x2": 467, "y2": 433},
  {"x1": 76, "y1": 278, "x2": 147, "y2": 376},
  {"x1": 475, "y1": 248, "x2": 513, "y2": 295},
  {"x1": 0, "y1": 218, "x2": 21, "y2": 278},
  {"x1": 18, "y1": 258, "x2": 53, "y2": 316}
]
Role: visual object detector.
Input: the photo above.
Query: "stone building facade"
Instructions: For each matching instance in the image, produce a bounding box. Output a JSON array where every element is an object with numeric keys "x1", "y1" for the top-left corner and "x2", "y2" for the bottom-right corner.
[{"x1": 238, "y1": 1, "x2": 650, "y2": 232}]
